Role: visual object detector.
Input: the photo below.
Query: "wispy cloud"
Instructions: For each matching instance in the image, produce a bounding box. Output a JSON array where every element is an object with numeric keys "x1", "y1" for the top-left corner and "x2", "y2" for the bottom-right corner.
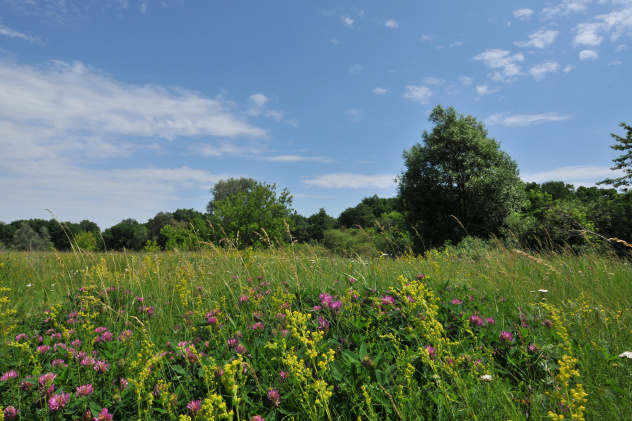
[
  {"x1": 529, "y1": 61, "x2": 560, "y2": 79},
  {"x1": 341, "y1": 16, "x2": 354, "y2": 28},
  {"x1": 349, "y1": 64, "x2": 363, "y2": 74},
  {"x1": 0, "y1": 59, "x2": 274, "y2": 227},
  {"x1": 579, "y1": 49, "x2": 598, "y2": 59},
  {"x1": 541, "y1": 0, "x2": 591, "y2": 20},
  {"x1": 0, "y1": 60, "x2": 267, "y2": 141},
  {"x1": 346, "y1": 108, "x2": 364, "y2": 122},
  {"x1": 515, "y1": 29, "x2": 560, "y2": 48},
  {"x1": 486, "y1": 112, "x2": 571, "y2": 127},
  {"x1": 513, "y1": 9, "x2": 534, "y2": 20},
  {"x1": 259, "y1": 155, "x2": 335, "y2": 163},
  {"x1": 473, "y1": 49, "x2": 524, "y2": 82},
  {"x1": 423, "y1": 77, "x2": 444, "y2": 86},
  {"x1": 403, "y1": 85, "x2": 432, "y2": 103},
  {"x1": 476, "y1": 84, "x2": 500, "y2": 95},
  {"x1": 574, "y1": 22, "x2": 604, "y2": 46},
  {"x1": 302, "y1": 173, "x2": 395, "y2": 189},
  {"x1": 385, "y1": 19, "x2": 399, "y2": 29},
  {"x1": 0, "y1": 24, "x2": 43, "y2": 44},
  {"x1": 521, "y1": 165, "x2": 624, "y2": 184},
  {"x1": 372, "y1": 87, "x2": 390, "y2": 95},
  {"x1": 459, "y1": 76, "x2": 474, "y2": 86}
]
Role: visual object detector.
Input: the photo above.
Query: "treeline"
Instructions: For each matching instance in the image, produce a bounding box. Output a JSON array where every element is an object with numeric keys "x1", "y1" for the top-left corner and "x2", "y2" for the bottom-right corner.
[
  {"x1": 2, "y1": 106, "x2": 631, "y2": 256},
  {"x1": 1, "y1": 183, "x2": 631, "y2": 256}
]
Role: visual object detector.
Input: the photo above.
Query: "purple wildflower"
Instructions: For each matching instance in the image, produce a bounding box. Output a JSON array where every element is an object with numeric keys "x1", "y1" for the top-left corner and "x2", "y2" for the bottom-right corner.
[
  {"x1": 499, "y1": 331, "x2": 513, "y2": 343},
  {"x1": 76, "y1": 384, "x2": 94, "y2": 397},
  {"x1": 267, "y1": 389, "x2": 281, "y2": 407},
  {"x1": 250, "y1": 416, "x2": 265, "y2": 421},
  {"x1": 469, "y1": 314, "x2": 485, "y2": 327},
  {"x1": 48, "y1": 392, "x2": 70, "y2": 411},
  {"x1": 93, "y1": 360, "x2": 110, "y2": 373},
  {"x1": 485, "y1": 317, "x2": 496, "y2": 325},
  {"x1": 94, "y1": 408, "x2": 114, "y2": 421},
  {"x1": 239, "y1": 294, "x2": 249, "y2": 303},
  {"x1": 451, "y1": 299, "x2": 462, "y2": 305},
  {"x1": 3, "y1": 406, "x2": 19, "y2": 420},
  {"x1": 318, "y1": 315, "x2": 330, "y2": 330},
  {"x1": 1, "y1": 370, "x2": 18, "y2": 382},
  {"x1": 425, "y1": 345, "x2": 437, "y2": 360},
  {"x1": 187, "y1": 399, "x2": 202, "y2": 415}
]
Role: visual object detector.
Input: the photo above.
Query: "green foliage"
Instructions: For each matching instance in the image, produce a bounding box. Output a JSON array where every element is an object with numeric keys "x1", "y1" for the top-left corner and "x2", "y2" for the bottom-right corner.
[
  {"x1": 74, "y1": 231, "x2": 97, "y2": 251},
  {"x1": 398, "y1": 105, "x2": 525, "y2": 251},
  {"x1": 11, "y1": 221, "x2": 53, "y2": 251},
  {"x1": 207, "y1": 177, "x2": 257, "y2": 214},
  {"x1": 598, "y1": 121, "x2": 632, "y2": 191},
  {"x1": 213, "y1": 181, "x2": 294, "y2": 248}
]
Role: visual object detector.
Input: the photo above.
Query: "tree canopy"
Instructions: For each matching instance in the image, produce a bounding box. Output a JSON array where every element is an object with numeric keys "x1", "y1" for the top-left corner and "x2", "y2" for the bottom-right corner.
[
  {"x1": 598, "y1": 122, "x2": 632, "y2": 191},
  {"x1": 397, "y1": 105, "x2": 525, "y2": 250},
  {"x1": 211, "y1": 180, "x2": 294, "y2": 248}
]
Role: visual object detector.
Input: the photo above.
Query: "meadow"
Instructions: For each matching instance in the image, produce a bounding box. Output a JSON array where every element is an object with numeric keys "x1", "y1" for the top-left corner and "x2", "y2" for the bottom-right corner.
[{"x1": 0, "y1": 242, "x2": 631, "y2": 420}]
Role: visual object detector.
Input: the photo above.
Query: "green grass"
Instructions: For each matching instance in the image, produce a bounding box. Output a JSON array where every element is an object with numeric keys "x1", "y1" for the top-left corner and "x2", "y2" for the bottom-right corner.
[{"x1": 1, "y1": 244, "x2": 631, "y2": 420}]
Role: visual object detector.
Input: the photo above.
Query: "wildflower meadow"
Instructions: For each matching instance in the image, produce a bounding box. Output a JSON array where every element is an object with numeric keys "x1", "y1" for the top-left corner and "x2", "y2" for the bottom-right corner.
[{"x1": 1, "y1": 243, "x2": 631, "y2": 420}]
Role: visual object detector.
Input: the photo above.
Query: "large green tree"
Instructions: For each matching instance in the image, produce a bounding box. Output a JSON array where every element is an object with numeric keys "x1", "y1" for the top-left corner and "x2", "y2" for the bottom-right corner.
[
  {"x1": 397, "y1": 105, "x2": 525, "y2": 250},
  {"x1": 211, "y1": 180, "x2": 294, "y2": 248},
  {"x1": 206, "y1": 177, "x2": 257, "y2": 214},
  {"x1": 598, "y1": 122, "x2": 632, "y2": 191}
]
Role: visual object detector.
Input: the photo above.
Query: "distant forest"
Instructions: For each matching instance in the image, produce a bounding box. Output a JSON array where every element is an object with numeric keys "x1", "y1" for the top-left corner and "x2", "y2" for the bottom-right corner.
[{"x1": 1, "y1": 182, "x2": 631, "y2": 256}]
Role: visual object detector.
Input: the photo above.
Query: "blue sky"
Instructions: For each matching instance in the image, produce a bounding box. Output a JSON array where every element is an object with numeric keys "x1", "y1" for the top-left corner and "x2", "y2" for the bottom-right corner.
[{"x1": 1, "y1": 0, "x2": 631, "y2": 230}]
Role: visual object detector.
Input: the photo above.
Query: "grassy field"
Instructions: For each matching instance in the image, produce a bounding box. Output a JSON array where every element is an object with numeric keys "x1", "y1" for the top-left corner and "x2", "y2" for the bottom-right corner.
[{"x1": 0, "y1": 243, "x2": 631, "y2": 420}]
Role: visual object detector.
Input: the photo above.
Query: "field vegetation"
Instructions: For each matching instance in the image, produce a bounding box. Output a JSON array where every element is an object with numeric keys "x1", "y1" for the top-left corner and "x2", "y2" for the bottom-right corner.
[{"x1": 1, "y1": 240, "x2": 631, "y2": 420}]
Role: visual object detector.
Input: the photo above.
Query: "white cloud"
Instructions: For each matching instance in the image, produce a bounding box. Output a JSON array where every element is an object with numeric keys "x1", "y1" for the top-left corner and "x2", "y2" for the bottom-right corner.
[
  {"x1": 346, "y1": 108, "x2": 364, "y2": 121},
  {"x1": 385, "y1": 19, "x2": 399, "y2": 29},
  {"x1": 579, "y1": 49, "x2": 599, "y2": 59},
  {"x1": 342, "y1": 16, "x2": 354, "y2": 28},
  {"x1": 473, "y1": 49, "x2": 525, "y2": 82},
  {"x1": 0, "y1": 158, "x2": 229, "y2": 229},
  {"x1": 529, "y1": 61, "x2": 560, "y2": 79},
  {"x1": 615, "y1": 44, "x2": 628, "y2": 52},
  {"x1": 302, "y1": 173, "x2": 395, "y2": 189},
  {"x1": 420, "y1": 34, "x2": 433, "y2": 42},
  {"x1": 423, "y1": 77, "x2": 444, "y2": 85},
  {"x1": 459, "y1": 76, "x2": 474, "y2": 86},
  {"x1": 0, "y1": 60, "x2": 267, "y2": 141},
  {"x1": 541, "y1": 0, "x2": 591, "y2": 20},
  {"x1": 513, "y1": 9, "x2": 534, "y2": 20},
  {"x1": 521, "y1": 165, "x2": 624, "y2": 184},
  {"x1": 0, "y1": 59, "x2": 276, "y2": 227},
  {"x1": 0, "y1": 24, "x2": 43, "y2": 44},
  {"x1": 403, "y1": 85, "x2": 433, "y2": 103},
  {"x1": 349, "y1": 64, "x2": 363, "y2": 74},
  {"x1": 476, "y1": 84, "x2": 499, "y2": 95},
  {"x1": 564, "y1": 64, "x2": 576, "y2": 72},
  {"x1": 486, "y1": 112, "x2": 571, "y2": 126},
  {"x1": 259, "y1": 155, "x2": 335, "y2": 163},
  {"x1": 140, "y1": 2, "x2": 147, "y2": 13},
  {"x1": 574, "y1": 22, "x2": 604, "y2": 46},
  {"x1": 372, "y1": 87, "x2": 390, "y2": 95},
  {"x1": 515, "y1": 29, "x2": 560, "y2": 48}
]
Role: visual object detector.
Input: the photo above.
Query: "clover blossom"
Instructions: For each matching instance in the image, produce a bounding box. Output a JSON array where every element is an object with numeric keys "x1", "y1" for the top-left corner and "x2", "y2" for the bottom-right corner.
[
  {"x1": 187, "y1": 399, "x2": 202, "y2": 415},
  {"x1": 94, "y1": 408, "x2": 114, "y2": 421},
  {"x1": 3, "y1": 406, "x2": 19, "y2": 420},
  {"x1": 48, "y1": 392, "x2": 70, "y2": 411},
  {"x1": 1, "y1": 370, "x2": 18, "y2": 382},
  {"x1": 76, "y1": 384, "x2": 94, "y2": 397},
  {"x1": 499, "y1": 331, "x2": 513, "y2": 343},
  {"x1": 267, "y1": 389, "x2": 281, "y2": 407}
]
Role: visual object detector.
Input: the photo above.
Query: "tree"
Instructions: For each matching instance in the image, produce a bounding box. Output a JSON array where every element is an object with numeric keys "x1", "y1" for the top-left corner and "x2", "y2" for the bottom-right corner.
[
  {"x1": 397, "y1": 105, "x2": 525, "y2": 250},
  {"x1": 207, "y1": 177, "x2": 257, "y2": 214},
  {"x1": 212, "y1": 181, "x2": 293, "y2": 248},
  {"x1": 598, "y1": 122, "x2": 632, "y2": 191},
  {"x1": 12, "y1": 222, "x2": 53, "y2": 251}
]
